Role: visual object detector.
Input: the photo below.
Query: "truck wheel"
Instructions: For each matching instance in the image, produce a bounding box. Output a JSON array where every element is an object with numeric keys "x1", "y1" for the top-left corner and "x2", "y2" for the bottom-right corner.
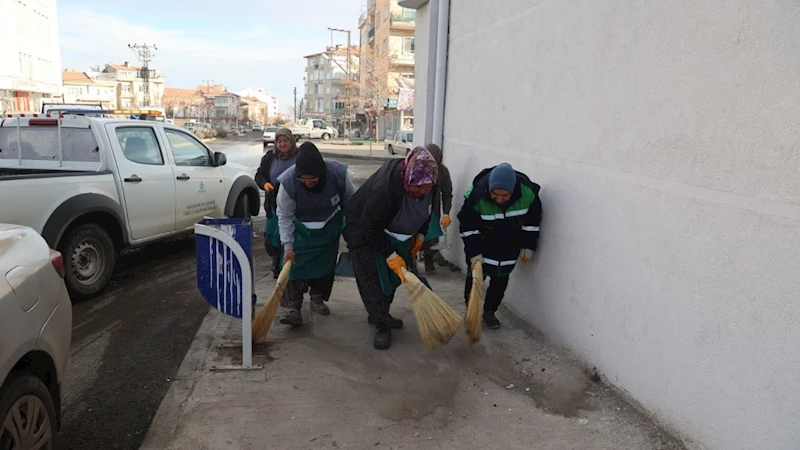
[
  {"x1": 322, "y1": 133, "x2": 331, "y2": 141},
  {"x1": 387, "y1": 145, "x2": 394, "y2": 155},
  {"x1": 60, "y1": 223, "x2": 116, "y2": 299},
  {"x1": 232, "y1": 192, "x2": 251, "y2": 218},
  {"x1": 0, "y1": 374, "x2": 59, "y2": 450}
]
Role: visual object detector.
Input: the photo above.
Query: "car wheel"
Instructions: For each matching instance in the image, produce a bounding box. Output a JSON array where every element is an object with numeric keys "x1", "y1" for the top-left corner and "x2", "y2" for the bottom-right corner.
[
  {"x1": 0, "y1": 374, "x2": 58, "y2": 450},
  {"x1": 387, "y1": 145, "x2": 394, "y2": 155},
  {"x1": 60, "y1": 223, "x2": 116, "y2": 300},
  {"x1": 232, "y1": 192, "x2": 251, "y2": 218},
  {"x1": 322, "y1": 133, "x2": 331, "y2": 141}
]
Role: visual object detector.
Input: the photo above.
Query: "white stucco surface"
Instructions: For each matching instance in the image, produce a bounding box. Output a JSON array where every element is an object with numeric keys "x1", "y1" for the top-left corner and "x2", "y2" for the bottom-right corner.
[{"x1": 429, "y1": 1, "x2": 800, "y2": 449}]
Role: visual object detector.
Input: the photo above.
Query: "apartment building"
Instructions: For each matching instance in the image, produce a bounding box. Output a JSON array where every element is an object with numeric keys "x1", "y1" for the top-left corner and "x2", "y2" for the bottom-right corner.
[
  {"x1": 358, "y1": 0, "x2": 416, "y2": 139},
  {"x1": 236, "y1": 86, "x2": 279, "y2": 122},
  {"x1": 303, "y1": 46, "x2": 359, "y2": 128},
  {"x1": 61, "y1": 70, "x2": 117, "y2": 109},
  {"x1": 0, "y1": 0, "x2": 62, "y2": 113},
  {"x1": 101, "y1": 61, "x2": 165, "y2": 109}
]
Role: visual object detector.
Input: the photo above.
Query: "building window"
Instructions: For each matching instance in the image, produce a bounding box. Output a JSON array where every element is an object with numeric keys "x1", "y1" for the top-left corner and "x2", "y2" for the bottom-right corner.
[
  {"x1": 384, "y1": 4, "x2": 389, "y2": 21},
  {"x1": 376, "y1": 11, "x2": 381, "y2": 24},
  {"x1": 383, "y1": 39, "x2": 389, "y2": 55},
  {"x1": 122, "y1": 84, "x2": 131, "y2": 92},
  {"x1": 403, "y1": 37, "x2": 415, "y2": 54}
]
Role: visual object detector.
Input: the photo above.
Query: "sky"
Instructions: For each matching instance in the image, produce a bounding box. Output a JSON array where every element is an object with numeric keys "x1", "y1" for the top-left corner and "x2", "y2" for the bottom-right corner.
[{"x1": 57, "y1": 0, "x2": 366, "y2": 115}]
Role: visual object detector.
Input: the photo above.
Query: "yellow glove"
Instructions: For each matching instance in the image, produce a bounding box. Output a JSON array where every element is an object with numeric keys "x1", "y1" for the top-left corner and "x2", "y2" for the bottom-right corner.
[
  {"x1": 520, "y1": 249, "x2": 533, "y2": 262},
  {"x1": 386, "y1": 252, "x2": 407, "y2": 283},
  {"x1": 263, "y1": 182, "x2": 274, "y2": 192},
  {"x1": 409, "y1": 234, "x2": 425, "y2": 256},
  {"x1": 440, "y1": 215, "x2": 452, "y2": 229}
]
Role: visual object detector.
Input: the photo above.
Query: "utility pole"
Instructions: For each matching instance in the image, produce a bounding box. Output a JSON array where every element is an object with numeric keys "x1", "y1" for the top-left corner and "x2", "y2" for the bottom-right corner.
[
  {"x1": 293, "y1": 87, "x2": 297, "y2": 123},
  {"x1": 128, "y1": 43, "x2": 157, "y2": 107},
  {"x1": 328, "y1": 27, "x2": 352, "y2": 142},
  {"x1": 202, "y1": 79, "x2": 213, "y2": 125}
]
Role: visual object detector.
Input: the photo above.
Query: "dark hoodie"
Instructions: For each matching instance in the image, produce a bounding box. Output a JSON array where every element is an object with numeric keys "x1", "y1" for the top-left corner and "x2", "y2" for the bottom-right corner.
[{"x1": 255, "y1": 128, "x2": 298, "y2": 215}]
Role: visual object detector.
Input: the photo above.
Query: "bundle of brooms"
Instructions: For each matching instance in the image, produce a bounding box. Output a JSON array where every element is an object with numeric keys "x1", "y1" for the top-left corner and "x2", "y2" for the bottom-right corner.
[
  {"x1": 252, "y1": 260, "x2": 293, "y2": 342},
  {"x1": 400, "y1": 267, "x2": 462, "y2": 351},
  {"x1": 465, "y1": 260, "x2": 484, "y2": 346}
]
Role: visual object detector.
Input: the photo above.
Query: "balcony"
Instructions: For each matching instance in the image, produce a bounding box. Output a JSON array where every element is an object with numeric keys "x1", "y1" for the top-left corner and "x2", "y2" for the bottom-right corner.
[
  {"x1": 367, "y1": 0, "x2": 375, "y2": 12},
  {"x1": 391, "y1": 53, "x2": 415, "y2": 66},
  {"x1": 390, "y1": 11, "x2": 416, "y2": 30},
  {"x1": 358, "y1": 12, "x2": 367, "y2": 28},
  {"x1": 367, "y1": 28, "x2": 375, "y2": 42}
]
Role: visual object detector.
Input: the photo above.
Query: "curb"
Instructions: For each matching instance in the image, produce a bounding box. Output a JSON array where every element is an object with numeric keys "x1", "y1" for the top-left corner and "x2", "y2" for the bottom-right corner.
[{"x1": 319, "y1": 150, "x2": 400, "y2": 162}]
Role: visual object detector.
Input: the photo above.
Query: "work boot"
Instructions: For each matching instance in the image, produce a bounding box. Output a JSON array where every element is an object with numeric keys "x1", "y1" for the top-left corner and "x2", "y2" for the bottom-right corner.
[
  {"x1": 279, "y1": 308, "x2": 303, "y2": 327},
  {"x1": 310, "y1": 296, "x2": 330, "y2": 316},
  {"x1": 424, "y1": 258, "x2": 436, "y2": 273},
  {"x1": 368, "y1": 313, "x2": 403, "y2": 329},
  {"x1": 483, "y1": 311, "x2": 501, "y2": 329},
  {"x1": 373, "y1": 322, "x2": 392, "y2": 350}
]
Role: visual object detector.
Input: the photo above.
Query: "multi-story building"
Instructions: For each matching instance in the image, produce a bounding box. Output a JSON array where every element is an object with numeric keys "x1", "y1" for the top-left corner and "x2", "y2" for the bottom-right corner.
[
  {"x1": 101, "y1": 62, "x2": 165, "y2": 109},
  {"x1": 162, "y1": 87, "x2": 205, "y2": 125},
  {"x1": 358, "y1": 0, "x2": 416, "y2": 139},
  {"x1": 235, "y1": 86, "x2": 279, "y2": 122},
  {"x1": 0, "y1": 0, "x2": 63, "y2": 113},
  {"x1": 61, "y1": 70, "x2": 117, "y2": 109},
  {"x1": 198, "y1": 84, "x2": 240, "y2": 128},
  {"x1": 303, "y1": 46, "x2": 359, "y2": 128}
]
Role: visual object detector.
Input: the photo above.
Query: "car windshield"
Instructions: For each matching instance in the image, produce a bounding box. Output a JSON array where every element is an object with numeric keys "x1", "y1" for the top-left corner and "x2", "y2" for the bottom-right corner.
[{"x1": 265, "y1": 127, "x2": 279, "y2": 132}]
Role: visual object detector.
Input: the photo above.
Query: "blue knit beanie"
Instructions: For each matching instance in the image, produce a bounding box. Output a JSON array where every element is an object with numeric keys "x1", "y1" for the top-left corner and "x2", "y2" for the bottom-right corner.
[{"x1": 489, "y1": 163, "x2": 516, "y2": 192}]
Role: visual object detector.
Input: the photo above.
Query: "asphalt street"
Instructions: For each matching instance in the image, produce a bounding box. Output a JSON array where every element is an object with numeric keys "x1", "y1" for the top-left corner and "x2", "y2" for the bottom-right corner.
[{"x1": 57, "y1": 139, "x2": 382, "y2": 450}]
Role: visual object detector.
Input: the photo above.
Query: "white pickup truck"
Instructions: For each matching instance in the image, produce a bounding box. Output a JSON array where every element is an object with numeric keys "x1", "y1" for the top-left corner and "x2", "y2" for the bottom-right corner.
[
  {"x1": 0, "y1": 114, "x2": 260, "y2": 299},
  {"x1": 288, "y1": 118, "x2": 339, "y2": 141}
]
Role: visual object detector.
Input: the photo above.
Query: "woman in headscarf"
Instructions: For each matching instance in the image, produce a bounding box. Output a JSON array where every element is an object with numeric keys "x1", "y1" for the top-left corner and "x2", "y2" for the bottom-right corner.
[
  {"x1": 255, "y1": 128, "x2": 298, "y2": 278},
  {"x1": 419, "y1": 143, "x2": 453, "y2": 273},
  {"x1": 344, "y1": 147, "x2": 439, "y2": 349},
  {"x1": 274, "y1": 142, "x2": 356, "y2": 326}
]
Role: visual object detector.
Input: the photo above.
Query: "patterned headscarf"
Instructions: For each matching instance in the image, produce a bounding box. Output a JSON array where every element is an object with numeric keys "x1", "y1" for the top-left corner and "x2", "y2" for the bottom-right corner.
[
  {"x1": 274, "y1": 128, "x2": 298, "y2": 161},
  {"x1": 401, "y1": 146, "x2": 439, "y2": 190}
]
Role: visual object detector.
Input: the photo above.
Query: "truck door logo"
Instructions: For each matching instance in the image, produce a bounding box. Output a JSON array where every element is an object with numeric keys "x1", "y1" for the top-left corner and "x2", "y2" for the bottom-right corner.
[{"x1": 199, "y1": 181, "x2": 206, "y2": 193}]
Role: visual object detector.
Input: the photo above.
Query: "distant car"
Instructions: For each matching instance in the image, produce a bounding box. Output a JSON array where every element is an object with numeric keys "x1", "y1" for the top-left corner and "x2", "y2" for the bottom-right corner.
[
  {"x1": 263, "y1": 126, "x2": 280, "y2": 148},
  {"x1": 385, "y1": 130, "x2": 414, "y2": 155},
  {"x1": 0, "y1": 224, "x2": 72, "y2": 450},
  {"x1": 252, "y1": 124, "x2": 263, "y2": 132}
]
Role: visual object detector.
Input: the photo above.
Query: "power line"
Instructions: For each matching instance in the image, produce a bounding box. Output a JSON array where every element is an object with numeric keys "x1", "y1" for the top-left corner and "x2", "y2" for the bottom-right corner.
[{"x1": 128, "y1": 43, "x2": 157, "y2": 106}]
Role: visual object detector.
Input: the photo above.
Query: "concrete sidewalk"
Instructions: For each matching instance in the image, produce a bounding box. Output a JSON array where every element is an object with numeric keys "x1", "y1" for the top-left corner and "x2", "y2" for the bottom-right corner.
[{"x1": 141, "y1": 257, "x2": 685, "y2": 450}]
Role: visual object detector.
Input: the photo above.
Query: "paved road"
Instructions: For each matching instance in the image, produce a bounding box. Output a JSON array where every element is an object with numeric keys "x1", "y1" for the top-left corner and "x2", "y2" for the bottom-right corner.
[{"x1": 58, "y1": 144, "x2": 382, "y2": 450}]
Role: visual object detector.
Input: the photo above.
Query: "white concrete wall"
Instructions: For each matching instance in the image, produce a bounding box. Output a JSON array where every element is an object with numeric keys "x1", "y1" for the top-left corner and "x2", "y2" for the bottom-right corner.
[
  {"x1": 435, "y1": 1, "x2": 800, "y2": 449},
  {"x1": 410, "y1": 2, "x2": 430, "y2": 146}
]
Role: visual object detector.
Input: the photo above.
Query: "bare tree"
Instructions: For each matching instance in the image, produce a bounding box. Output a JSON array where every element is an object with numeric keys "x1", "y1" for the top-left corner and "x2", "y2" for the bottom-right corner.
[{"x1": 359, "y1": 48, "x2": 392, "y2": 139}]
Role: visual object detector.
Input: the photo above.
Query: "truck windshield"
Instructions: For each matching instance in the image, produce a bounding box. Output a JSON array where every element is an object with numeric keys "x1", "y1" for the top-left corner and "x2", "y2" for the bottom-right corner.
[{"x1": 0, "y1": 127, "x2": 100, "y2": 163}]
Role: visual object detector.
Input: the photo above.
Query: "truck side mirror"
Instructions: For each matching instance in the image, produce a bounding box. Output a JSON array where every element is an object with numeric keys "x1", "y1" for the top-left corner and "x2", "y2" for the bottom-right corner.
[{"x1": 214, "y1": 152, "x2": 227, "y2": 166}]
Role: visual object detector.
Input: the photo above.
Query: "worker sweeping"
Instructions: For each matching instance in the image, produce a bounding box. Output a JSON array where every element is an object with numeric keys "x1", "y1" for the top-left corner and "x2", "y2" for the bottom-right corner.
[
  {"x1": 458, "y1": 162, "x2": 542, "y2": 329},
  {"x1": 275, "y1": 142, "x2": 356, "y2": 326},
  {"x1": 344, "y1": 147, "x2": 439, "y2": 349},
  {"x1": 420, "y1": 143, "x2": 453, "y2": 273},
  {"x1": 255, "y1": 128, "x2": 298, "y2": 278}
]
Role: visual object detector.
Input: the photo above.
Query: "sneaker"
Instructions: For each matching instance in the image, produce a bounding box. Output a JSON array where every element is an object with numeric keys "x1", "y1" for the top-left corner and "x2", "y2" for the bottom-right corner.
[
  {"x1": 310, "y1": 296, "x2": 330, "y2": 315},
  {"x1": 373, "y1": 323, "x2": 392, "y2": 350},
  {"x1": 279, "y1": 308, "x2": 303, "y2": 327},
  {"x1": 368, "y1": 314, "x2": 403, "y2": 329},
  {"x1": 483, "y1": 311, "x2": 501, "y2": 329},
  {"x1": 424, "y1": 259, "x2": 436, "y2": 273}
]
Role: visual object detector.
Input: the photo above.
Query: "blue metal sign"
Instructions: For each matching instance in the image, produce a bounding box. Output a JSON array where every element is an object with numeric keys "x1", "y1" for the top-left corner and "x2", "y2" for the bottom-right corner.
[{"x1": 195, "y1": 218, "x2": 255, "y2": 318}]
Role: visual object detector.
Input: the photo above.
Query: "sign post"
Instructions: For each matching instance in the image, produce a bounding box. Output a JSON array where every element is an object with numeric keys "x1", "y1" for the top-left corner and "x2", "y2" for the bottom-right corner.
[{"x1": 195, "y1": 218, "x2": 262, "y2": 371}]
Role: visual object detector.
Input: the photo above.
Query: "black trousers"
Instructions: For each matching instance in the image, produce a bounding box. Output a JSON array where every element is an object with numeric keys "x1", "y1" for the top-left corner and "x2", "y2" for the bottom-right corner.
[
  {"x1": 464, "y1": 274, "x2": 510, "y2": 313},
  {"x1": 422, "y1": 239, "x2": 438, "y2": 262},
  {"x1": 350, "y1": 245, "x2": 394, "y2": 322},
  {"x1": 280, "y1": 271, "x2": 335, "y2": 309}
]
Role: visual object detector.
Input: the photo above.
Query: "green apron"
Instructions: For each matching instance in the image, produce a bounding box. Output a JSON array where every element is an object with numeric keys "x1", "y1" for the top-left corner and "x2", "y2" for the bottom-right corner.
[
  {"x1": 265, "y1": 210, "x2": 281, "y2": 248},
  {"x1": 423, "y1": 211, "x2": 443, "y2": 241},
  {"x1": 374, "y1": 235, "x2": 414, "y2": 296},
  {"x1": 279, "y1": 210, "x2": 344, "y2": 281}
]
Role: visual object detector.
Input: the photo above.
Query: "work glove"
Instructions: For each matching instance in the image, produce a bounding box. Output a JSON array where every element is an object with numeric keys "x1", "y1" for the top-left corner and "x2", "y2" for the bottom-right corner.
[
  {"x1": 409, "y1": 234, "x2": 425, "y2": 256},
  {"x1": 470, "y1": 255, "x2": 483, "y2": 269},
  {"x1": 386, "y1": 252, "x2": 407, "y2": 283},
  {"x1": 440, "y1": 215, "x2": 452, "y2": 229},
  {"x1": 520, "y1": 248, "x2": 533, "y2": 262},
  {"x1": 263, "y1": 182, "x2": 275, "y2": 192}
]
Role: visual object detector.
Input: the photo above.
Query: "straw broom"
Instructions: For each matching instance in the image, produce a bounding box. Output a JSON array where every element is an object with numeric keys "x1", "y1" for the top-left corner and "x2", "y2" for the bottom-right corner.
[
  {"x1": 400, "y1": 267, "x2": 462, "y2": 351},
  {"x1": 465, "y1": 260, "x2": 484, "y2": 346},
  {"x1": 252, "y1": 260, "x2": 293, "y2": 342}
]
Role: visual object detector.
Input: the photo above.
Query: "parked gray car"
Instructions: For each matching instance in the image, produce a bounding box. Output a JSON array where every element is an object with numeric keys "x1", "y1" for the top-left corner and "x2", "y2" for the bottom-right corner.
[{"x1": 0, "y1": 224, "x2": 72, "y2": 449}]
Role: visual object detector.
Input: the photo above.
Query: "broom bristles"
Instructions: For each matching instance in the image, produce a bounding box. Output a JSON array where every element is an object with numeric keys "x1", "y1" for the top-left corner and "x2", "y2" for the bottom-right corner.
[
  {"x1": 465, "y1": 260, "x2": 484, "y2": 346},
  {"x1": 401, "y1": 268, "x2": 462, "y2": 351},
  {"x1": 252, "y1": 260, "x2": 293, "y2": 342}
]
